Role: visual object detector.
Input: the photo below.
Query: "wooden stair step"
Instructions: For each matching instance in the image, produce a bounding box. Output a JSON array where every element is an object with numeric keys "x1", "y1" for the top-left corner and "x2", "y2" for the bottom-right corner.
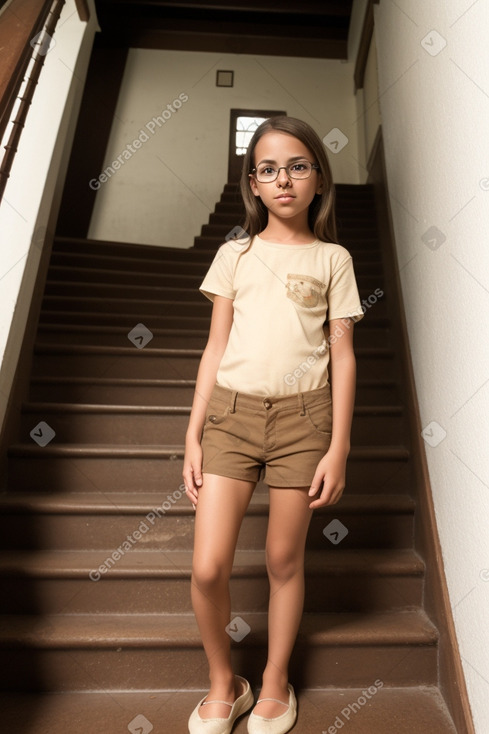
[
  {"x1": 31, "y1": 343, "x2": 396, "y2": 381},
  {"x1": 0, "y1": 687, "x2": 457, "y2": 733},
  {"x1": 36, "y1": 308, "x2": 392, "y2": 329},
  {"x1": 44, "y1": 283, "x2": 208, "y2": 302},
  {"x1": 0, "y1": 547, "x2": 423, "y2": 614},
  {"x1": 0, "y1": 492, "x2": 415, "y2": 552},
  {"x1": 19, "y1": 402, "x2": 405, "y2": 446},
  {"x1": 49, "y1": 250, "x2": 215, "y2": 273},
  {"x1": 43, "y1": 271, "x2": 383, "y2": 297},
  {"x1": 52, "y1": 239, "x2": 382, "y2": 265},
  {"x1": 0, "y1": 490, "x2": 415, "y2": 516},
  {"x1": 34, "y1": 323, "x2": 394, "y2": 350},
  {"x1": 0, "y1": 610, "x2": 439, "y2": 690},
  {"x1": 41, "y1": 295, "x2": 213, "y2": 314},
  {"x1": 28, "y1": 374, "x2": 401, "y2": 406},
  {"x1": 47, "y1": 262, "x2": 211, "y2": 283},
  {"x1": 40, "y1": 284, "x2": 387, "y2": 311},
  {"x1": 53, "y1": 236, "x2": 216, "y2": 261},
  {"x1": 7, "y1": 444, "x2": 411, "y2": 494},
  {"x1": 38, "y1": 311, "x2": 210, "y2": 328},
  {"x1": 47, "y1": 254, "x2": 384, "y2": 287}
]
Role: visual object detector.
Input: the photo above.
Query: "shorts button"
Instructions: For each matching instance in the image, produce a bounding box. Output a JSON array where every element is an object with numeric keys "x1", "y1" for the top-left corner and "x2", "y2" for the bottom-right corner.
[
  {"x1": 208, "y1": 415, "x2": 217, "y2": 422},
  {"x1": 263, "y1": 399, "x2": 272, "y2": 409}
]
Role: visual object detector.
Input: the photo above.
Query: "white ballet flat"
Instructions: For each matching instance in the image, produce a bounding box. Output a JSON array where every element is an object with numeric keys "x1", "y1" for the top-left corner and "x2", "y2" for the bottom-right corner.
[
  {"x1": 188, "y1": 675, "x2": 254, "y2": 734},
  {"x1": 247, "y1": 684, "x2": 297, "y2": 734}
]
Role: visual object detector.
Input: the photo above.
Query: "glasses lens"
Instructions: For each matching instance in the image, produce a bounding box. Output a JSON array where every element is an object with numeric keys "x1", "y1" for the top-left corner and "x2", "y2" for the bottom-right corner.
[
  {"x1": 256, "y1": 164, "x2": 277, "y2": 182},
  {"x1": 289, "y1": 161, "x2": 312, "y2": 179}
]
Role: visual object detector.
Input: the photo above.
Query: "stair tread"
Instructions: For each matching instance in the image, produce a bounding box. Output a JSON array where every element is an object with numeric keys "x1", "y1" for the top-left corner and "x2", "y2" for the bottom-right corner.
[
  {"x1": 34, "y1": 343, "x2": 205, "y2": 356},
  {"x1": 36, "y1": 317, "x2": 391, "y2": 332},
  {"x1": 0, "y1": 491, "x2": 415, "y2": 514},
  {"x1": 0, "y1": 687, "x2": 458, "y2": 734},
  {"x1": 0, "y1": 548, "x2": 424, "y2": 577},
  {"x1": 0, "y1": 609, "x2": 438, "y2": 647},
  {"x1": 29, "y1": 376, "x2": 397, "y2": 387},
  {"x1": 53, "y1": 236, "x2": 216, "y2": 256},
  {"x1": 21, "y1": 401, "x2": 403, "y2": 416},
  {"x1": 33, "y1": 342, "x2": 395, "y2": 358},
  {"x1": 8, "y1": 443, "x2": 411, "y2": 460}
]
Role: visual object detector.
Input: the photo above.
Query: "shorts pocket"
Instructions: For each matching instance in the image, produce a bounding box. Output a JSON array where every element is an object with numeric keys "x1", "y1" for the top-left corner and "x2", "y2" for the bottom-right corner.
[
  {"x1": 204, "y1": 399, "x2": 230, "y2": 427},
  {"x1": 305, "y1": 401, "x2": 332, "y2": 436}
]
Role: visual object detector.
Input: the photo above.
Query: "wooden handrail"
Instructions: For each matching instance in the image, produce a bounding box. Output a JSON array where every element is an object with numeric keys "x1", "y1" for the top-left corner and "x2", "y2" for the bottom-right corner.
[
  {"x1": 0, "y1": 0, "x2": 65, "y2": 203},
  {"x1": 354, "y1": 0, "x2": 380, "y2": 92}
]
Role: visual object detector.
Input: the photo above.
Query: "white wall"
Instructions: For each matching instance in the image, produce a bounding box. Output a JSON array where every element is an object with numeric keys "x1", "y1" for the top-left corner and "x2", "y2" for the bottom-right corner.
[
  {"x1": 363, "y1": 32, "x2": 381, "y2": 164},
  {"x1": 88, "y1": 49, "x2": 361, "y2": 248},
  {"x1": 348, "y1": 0, "x2": 381, "y2": 180},
  {"x1": 375, "y1": 1, "x2": 489, "y2": 730},
  {"x1": 348, "y1": 0, "x2": 369, "y2": 62},
  {"x1": 0, "y1": 1, "x2": 98, "y2": 438}
]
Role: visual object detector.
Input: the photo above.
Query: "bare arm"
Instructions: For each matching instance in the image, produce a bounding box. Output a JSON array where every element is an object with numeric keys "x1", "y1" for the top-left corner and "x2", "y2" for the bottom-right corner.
[
  {"x1": 308, "y1": 318, "x2": 356, "y2": 508},
  {"x1": 182, "y1": 295, "x2": 234, "y2": 504}
]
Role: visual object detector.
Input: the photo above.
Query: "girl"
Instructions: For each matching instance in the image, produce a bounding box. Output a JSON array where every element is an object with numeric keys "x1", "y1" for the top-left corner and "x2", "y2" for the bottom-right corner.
[{"x1": 183, "y1": 116, "x2": 364, "y2": 734}]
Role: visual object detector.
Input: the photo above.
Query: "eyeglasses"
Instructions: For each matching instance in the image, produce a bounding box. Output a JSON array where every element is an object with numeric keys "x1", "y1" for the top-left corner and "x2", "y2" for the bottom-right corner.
[{"x1": 251, "y1": 160, "x2": 319, "y2": 183}]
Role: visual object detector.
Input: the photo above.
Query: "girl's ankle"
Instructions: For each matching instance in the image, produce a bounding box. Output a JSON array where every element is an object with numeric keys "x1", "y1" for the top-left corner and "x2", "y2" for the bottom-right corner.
[
  {"x1": 261, "y1": 668, "x2": 288, "y2": 688},
  {"x1": 208, "y1": 674, "x2": 237, "y2": 694}
]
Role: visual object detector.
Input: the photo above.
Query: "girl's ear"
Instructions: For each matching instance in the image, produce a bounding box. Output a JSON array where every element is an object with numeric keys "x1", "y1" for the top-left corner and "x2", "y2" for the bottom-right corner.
[
  {"x1": 249, "y1": 173, "x2": 261, "y2": 198},
  {"x1": 316, "y1": 173, "x2": 323, "y2": 195}
]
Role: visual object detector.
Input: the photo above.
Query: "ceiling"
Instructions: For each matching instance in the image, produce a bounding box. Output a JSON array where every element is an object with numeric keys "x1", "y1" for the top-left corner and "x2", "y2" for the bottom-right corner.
[{"x1": 94, "y1": 0, "x2": 354, "y2": 59}]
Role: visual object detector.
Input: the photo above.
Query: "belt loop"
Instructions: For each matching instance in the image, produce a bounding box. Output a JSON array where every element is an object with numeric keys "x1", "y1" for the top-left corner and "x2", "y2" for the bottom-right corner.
[
  {"x1": 230, "y1": 390, "x2": 238, "y2": 413},
  {"x1": 298, "y1": 392, "x2": 306, "y2": 416}
]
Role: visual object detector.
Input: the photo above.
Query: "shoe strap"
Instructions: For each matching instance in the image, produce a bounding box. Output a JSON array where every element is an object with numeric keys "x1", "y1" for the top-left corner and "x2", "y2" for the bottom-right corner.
[
  {"x1": 201, "y1": 700, "x2": 233, "y2": 707},
  {"x1": 256, "y1": 697, "x2": 288, "y2": 706}
]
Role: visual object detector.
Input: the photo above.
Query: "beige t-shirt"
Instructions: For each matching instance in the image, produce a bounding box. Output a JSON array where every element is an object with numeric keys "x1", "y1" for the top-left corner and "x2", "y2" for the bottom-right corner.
[{"x1": 200, "y1": 234, "x2": 364, "y2": 396}]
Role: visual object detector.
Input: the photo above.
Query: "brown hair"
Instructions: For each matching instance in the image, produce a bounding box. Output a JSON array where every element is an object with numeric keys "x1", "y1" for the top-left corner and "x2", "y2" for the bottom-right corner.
[{"x1": 239, "y1": 116, "x2": 338, "y2": 243}]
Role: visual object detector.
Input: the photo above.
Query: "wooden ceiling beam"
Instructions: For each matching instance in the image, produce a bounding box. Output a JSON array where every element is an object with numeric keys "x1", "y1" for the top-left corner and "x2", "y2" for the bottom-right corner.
[
  {"x1": 97, "y1": 0, "x2": 352, "y2": 18},
  {"x1": 94, "y1": 0, "x2": 352, "y2": 59}
]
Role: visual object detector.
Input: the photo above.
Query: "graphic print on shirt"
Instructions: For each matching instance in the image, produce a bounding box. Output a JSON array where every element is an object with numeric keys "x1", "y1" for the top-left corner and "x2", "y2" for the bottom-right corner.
[{"x1": 286, "y1": 273, "x2": 326, "y2": 309}]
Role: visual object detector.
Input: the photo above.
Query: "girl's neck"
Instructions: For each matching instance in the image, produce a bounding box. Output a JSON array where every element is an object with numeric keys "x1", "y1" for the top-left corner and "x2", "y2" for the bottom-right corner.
[{"x1": 259, "y1": 215, "x2": 315, "y2": 245}]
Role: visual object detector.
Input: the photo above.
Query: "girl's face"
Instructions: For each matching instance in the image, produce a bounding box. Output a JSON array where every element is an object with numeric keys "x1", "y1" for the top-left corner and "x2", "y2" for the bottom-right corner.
[{"x1": 249, "y1": 131, "x2": 322, "y2": 223}]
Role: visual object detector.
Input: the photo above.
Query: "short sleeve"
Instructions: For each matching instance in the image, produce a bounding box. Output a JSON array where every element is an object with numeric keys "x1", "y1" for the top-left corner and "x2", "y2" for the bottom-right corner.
[
  {"x1": 327, "y1": 255, "x2": 364, "y2": 323},
  {"x1": 199, "y1": 243, "x2": 237, "y2": 302}
]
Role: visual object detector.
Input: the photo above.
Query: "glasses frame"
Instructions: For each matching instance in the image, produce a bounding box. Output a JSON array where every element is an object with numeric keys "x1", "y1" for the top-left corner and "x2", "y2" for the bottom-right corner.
[{"x1": 251, "y1": 160, "x2": 320, "y2": 183}]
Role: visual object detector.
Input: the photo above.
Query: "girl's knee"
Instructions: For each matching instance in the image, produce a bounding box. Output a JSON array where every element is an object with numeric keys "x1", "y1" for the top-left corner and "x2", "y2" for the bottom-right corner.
[
  {"x1": 265, "y1": 545, "x2": 303, "y2": 583},
  {"x1": 192, "y1": 558, "x2": 231, "y2": 590}
]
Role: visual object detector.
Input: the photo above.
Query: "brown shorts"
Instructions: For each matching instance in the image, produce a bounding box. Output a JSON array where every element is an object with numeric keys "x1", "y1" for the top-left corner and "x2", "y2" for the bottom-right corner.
[{"x1": 200, "y1": 383, "x2": 332, "y2": 488}]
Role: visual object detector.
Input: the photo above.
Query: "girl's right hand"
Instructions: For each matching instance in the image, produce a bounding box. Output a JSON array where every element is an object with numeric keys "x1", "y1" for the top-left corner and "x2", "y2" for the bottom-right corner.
[{"x1": 182, "y1": 438, "x2": 203, "y2": 508}]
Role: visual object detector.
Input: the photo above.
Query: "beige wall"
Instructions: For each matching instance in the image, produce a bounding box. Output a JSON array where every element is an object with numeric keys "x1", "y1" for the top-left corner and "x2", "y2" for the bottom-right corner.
[
  {"x1": 88, "y1": 49, "x2": 362, "y2": 248},
  {"x1": 375, "y1": 1, "x2": 489, "y2": 730}
]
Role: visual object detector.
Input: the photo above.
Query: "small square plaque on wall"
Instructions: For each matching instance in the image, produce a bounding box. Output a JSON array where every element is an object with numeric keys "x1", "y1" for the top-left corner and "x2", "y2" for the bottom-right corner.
[{"x1": 216, "y1": 70, "x2": 234, "y2": 87}]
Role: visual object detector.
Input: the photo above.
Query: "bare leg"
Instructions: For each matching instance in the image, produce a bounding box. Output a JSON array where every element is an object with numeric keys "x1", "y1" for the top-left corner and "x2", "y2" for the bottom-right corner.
[
  {"x1": 191, "y1": 473, "x2": 255, "y2": 719},
  {"x1": 254, "y1": 487, "x2": 313, "y2": 718}
]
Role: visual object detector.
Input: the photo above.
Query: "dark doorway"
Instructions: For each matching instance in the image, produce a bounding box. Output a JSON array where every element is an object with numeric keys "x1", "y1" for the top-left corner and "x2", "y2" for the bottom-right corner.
[{"x1": 228, "y1": 108, "x2": 286, "y2": 182}]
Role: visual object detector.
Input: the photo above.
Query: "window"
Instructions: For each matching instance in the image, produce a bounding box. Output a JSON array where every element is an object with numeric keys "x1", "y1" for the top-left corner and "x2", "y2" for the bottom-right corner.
[{"x1": 235, "y1": 116, "x2": 268, "y2": 156}]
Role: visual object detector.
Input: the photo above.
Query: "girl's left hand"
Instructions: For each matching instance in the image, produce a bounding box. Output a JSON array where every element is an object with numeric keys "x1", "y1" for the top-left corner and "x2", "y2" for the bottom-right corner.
[{"x1": 308, "y1": 449, "x2": 348, "y2": 509}]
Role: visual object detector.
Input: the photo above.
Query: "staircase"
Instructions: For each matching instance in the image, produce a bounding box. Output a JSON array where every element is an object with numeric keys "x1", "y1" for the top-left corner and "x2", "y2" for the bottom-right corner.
[{"x1": 0, "y1": 184, "x2": 458, "y2": 732}]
